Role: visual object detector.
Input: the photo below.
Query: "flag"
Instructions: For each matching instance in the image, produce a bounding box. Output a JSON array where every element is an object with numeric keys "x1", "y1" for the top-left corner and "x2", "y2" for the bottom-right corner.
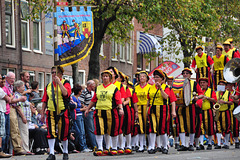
[
  {"x1": 148, "y1": 61, "x2": 180, "y2": 85},
  {"x1": 54, "y1": 6, "x2": 94, "y2": 67}
]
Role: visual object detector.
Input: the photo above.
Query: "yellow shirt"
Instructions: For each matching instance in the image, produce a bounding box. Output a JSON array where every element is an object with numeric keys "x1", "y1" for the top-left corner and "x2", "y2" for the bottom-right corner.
[
  {"x1": 135, "y1": 83, "x2": 151, "y2": 105},
  {"x1": 222, "y1": 49, "x2": 234, "y2": 60},
  {"x1": 95, "y1": 84, "x2": 118, "y2": 110},
  {"x1": 148, "y1": 83, "x2": 167, "y2": 105},
  {"x1": 195, "y1": 53, "x2": 208, "y2": 68},
  {"x1": 213, "y1": 54, "x2": 226, "y2": 71}
]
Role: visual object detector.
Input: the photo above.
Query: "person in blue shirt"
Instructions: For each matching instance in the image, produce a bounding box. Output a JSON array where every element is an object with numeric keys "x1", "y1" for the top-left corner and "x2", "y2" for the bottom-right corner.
[{"x1": 71, "y1": 84, "x2": 92, "y2": 152}]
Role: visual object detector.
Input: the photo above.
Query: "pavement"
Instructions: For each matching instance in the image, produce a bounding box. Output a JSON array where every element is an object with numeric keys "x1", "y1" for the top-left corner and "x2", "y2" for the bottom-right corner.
[{"x1": 7, "y1": 145, "x2": 240, "y2": 160}]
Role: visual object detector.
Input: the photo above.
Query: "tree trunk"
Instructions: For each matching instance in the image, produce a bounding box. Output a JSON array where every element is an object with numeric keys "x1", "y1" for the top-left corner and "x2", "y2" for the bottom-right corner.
[
  {"x1": 71, "y1": 63, "x2": 78, "y2": 85},
  {"x1": 88, "y1": 37, "x2": 102, "y2": 80}
]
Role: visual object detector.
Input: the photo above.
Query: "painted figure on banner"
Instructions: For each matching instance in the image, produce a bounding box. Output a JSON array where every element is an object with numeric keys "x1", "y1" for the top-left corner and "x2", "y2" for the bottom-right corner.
[{"x1": 61, "y1": 20, "x2": 71, "y2": 44}]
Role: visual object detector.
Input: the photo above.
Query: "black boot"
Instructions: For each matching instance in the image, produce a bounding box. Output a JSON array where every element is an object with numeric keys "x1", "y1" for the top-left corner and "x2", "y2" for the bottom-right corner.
[{"x1": 46, "y1": 154, "x2": 56, "y2": 160}]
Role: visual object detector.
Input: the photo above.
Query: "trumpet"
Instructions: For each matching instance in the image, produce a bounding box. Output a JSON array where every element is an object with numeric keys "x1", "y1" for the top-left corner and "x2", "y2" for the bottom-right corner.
[{"x1": 213, "y1": 103, "x2": 221, "y2": 122}]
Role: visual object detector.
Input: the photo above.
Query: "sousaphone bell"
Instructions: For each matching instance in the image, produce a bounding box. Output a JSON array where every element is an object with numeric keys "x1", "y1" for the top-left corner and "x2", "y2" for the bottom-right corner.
[{"x1": 223, "y1": 58, "x2": 240, "y2": 83}]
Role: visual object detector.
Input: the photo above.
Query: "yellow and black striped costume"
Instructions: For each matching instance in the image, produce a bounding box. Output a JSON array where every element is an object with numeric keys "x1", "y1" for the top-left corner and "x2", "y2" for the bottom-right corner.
[
  {"x1": 93, "y1": 84, "x2": 120, "y2": 136},
  {"x1": 212, "y1": 54, "x2": 228, "y2": 89},
  {"x1": 201, "y1": 88, "x2": 215, "y2": 136},
  {"x1": 148, "y1": 84, "x2": 169, "y2": 135},
  {"x1": 135, "y1": 83, "x2": 151, "y2": 134},
  {"x1": 216, "y1": 91, "x2": 232, "y2": 134}
]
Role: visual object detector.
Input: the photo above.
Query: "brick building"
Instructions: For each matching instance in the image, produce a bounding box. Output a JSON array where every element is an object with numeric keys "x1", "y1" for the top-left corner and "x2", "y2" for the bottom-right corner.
[{"x1": 0, "y1": 1, "x2": 163, "y2": 94}]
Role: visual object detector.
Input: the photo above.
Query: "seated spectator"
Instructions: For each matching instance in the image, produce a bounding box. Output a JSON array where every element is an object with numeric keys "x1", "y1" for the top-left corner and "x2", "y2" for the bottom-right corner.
[
  {"x1": 71, "y1": 84, "x2": 92, "y2": 152},
  {"x1": 13, "y1": 80, "x2": 34, "y2": 155},
  {"x1": 29, "y1": 103, "x2": 48, "y2": 155}
]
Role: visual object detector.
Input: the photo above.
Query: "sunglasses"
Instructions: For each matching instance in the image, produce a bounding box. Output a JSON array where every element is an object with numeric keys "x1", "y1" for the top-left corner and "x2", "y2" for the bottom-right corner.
[{"x1": 51, "y1": 71, "x2": 56, "y2": 74}]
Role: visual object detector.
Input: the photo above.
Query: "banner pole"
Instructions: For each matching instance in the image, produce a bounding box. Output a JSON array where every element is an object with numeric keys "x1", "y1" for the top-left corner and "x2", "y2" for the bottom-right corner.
[{"x1": 54, "y1": 0, "x2": 60, "y2": 115}]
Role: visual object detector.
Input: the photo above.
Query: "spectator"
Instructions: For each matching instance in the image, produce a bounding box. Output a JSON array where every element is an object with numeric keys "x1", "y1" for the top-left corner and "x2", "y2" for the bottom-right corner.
[
  {"x1": 6, "y1": 72, "x2": 28, "y2": 155},
  {"x1": 29, "y1": 81, "x2": 40, "y2": 101},
  {"x1": 71, "y1": 84, "x2": 92, "y2": 152},
  {"x1": 13, "y1": 80, "x2": 34, "y2": 155},
  {"x1": 29, "y1": 103, "x2": 48, "y2": 155},
  {"x1": 79, "y1": 80, "x2": 97, "y2": 149},
  {"x1": 0, "y1": 75, "x2": 11, "y2": 158},
  {"x1": 92, "y1": 79, "x2": 99, "y2": 87},
  {"x1": 20, "y1": 72, "x2": 32, "y2": 101},
  {"x1": 2, "y1": 75, "x2": 12, "y2": 154}
]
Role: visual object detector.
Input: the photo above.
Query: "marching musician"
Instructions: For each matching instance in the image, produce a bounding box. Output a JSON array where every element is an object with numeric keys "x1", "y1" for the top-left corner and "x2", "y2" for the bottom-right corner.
[
  {"x1": 177, "y1": 68, "x2": 204, "y2": 151},
  {"x1": 117, "y1": 71, "x2": 132, "y2": 154},
  {"x1": 135, "y1": 71, "x2": 151, "y2": 152},
  {"x1": 215, "y1": 80, "x2": 233, "y2": 149},
  {"x1": 126, "y1": 81, "x2": 139, "y2": 151},
  {"x1": 212, "y1": 45, "x2": 229, "y2": 90},
  {"x1": 227, "y1": 82, "x2": 240, "y2": 149},
  {"x1": 84, "y1": 70, "x2": 123, "y2": 156},
  {"x1": 107, "y1": 67, "x2": 127, "y2": 155},
  {"x1": 167, "y1": 76, "x2": 180, "y2": 150},
  {"x1": 191, "y1": 46, "x2": 214, "y2": 87},
  {"x1": 222, "y1": 41, "x2": 240, "y2": 60},
  {"x1": 226, "y1": 38, "x2": 240, "y2": 58},
  {"x1": 134, "y1": 72, "x2": 140, "y2": 86},
  {"x1": 147, "y1": 69, "x2": 170, "y2": 154},
  {"x1": 198, "y1": 77, "x2": 217, "y2": 150}
]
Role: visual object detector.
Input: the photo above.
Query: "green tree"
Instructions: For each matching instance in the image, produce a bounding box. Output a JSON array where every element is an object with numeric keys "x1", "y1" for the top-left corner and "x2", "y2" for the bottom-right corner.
[
  {"x1": 74, "y1": 0, "x2": 141, "y2": 80},
  {"x1": 137, "y1": 0, "x2": 240, "y2": 67}
]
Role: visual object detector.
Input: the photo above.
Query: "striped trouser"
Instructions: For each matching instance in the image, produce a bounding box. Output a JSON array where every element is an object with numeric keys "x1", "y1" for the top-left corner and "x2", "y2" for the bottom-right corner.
[
  {"x1": 138, "y1": 105, "x2": 148, "y2": 134},
  {"x1": 148, "y1": 105, "x2": 168, "y2": 135},
  {"x1": 46, "y1": 109, "x2": 69, "y2": 141},
  {"x1": 122, "y1": 105, "x2": 132, "y2": 135},
  {"x1": 202, "y1": 109, "x2": 215, "y2": 136},
  {"x1": 214, "y1": 70, "x2": 224, "y2": 89},
  {"x1": 197, "y1": 67, "x2": 211, "y2": 87},
  {"x1": 93, "y1": 108, "x2": 119, "y2": 137},
  {"x1": 177, "y1": 105, "x2": 196, "y2": 134},
  {"x1": 195, "y1": 107, "x2": 203, "y2": 138},
  {"x1": 216, "y1": 110, "x2": 231, "y2": 134},
  {"x1": 230, "y1": 111, "x2": 239, "y2": 137},
  {"x1": 130, "y1": 107, "x2": 138, "y2": 136}
]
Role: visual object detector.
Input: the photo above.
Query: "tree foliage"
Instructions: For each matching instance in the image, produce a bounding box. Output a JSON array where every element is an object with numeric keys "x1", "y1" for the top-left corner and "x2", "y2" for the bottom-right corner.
[{"x1": 138, "y1": 0, "x2": 240, "y2": 67}]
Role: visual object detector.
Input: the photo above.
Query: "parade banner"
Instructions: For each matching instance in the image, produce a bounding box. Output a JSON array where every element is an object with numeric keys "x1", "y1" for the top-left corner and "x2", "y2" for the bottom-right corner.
[
  {"x1": 148, "y1": 61, "x2": 180, "y2": 85},
  {"x1": 54, "y1": 6, "x2": 94, "y2": 67}
]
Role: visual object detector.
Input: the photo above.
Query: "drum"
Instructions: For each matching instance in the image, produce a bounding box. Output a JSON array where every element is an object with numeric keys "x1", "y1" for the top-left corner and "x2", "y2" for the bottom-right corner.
[
  {"x1": 172, "y1": 78, "x2": 191, "y2": 106},
  {"x1": 233, "y1": 105, "x2": 240, "y2": 122}
]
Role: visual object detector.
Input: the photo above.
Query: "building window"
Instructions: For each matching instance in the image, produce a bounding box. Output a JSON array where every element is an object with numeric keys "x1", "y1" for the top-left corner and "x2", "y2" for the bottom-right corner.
[
  {"x1": 78, "y1": 70, "x2": 86, "y2": 85},
  {"x1": 137, "y1": 54, "x2": 143, "y2": 70},
  {"x1": 46, "y1": 73, "x2": 51, "y2": 85},
  {"x1": 5, "y1": 0, "x2": 14, "y2": 46},
  {"x1": 1, "y1": 68, "x2": 15, "y2": 76},
  {"x1": 28, "y1": 71, "x2": 35, "y2": 85},
  {"x1": 126, "y1": 31, "x2": 133, "y2": 62},
  {"x1": 63, "y1": 75, "x2": 73, "y2": 88},
  {"x1": 146, "y1": 61, "x2": 150, "y2": 72},
  {"x1": 21, "y1": 0, "x2": 30, "y2": 49},
  {"x1": 33, "y1": 11, "x2": 41, "y2": 51},
  {"x1": 33, "y1": 22, "x2": 40, "y2": 50},
  {"x1": 111, "y1": 41, "x2": 118, "y2": 60},
  {"x1": 119, "y1": 44, "x2": 125, "y2": 61},
  {"x1": 38, "y1": 72, "x2": 44, "y2": 91}
]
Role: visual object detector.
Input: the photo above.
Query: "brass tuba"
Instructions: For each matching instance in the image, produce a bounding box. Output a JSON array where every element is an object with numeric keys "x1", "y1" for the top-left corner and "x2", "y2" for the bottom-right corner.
[{"x1": 223, "y1": 58, "x2": 240, "y2": 83}]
